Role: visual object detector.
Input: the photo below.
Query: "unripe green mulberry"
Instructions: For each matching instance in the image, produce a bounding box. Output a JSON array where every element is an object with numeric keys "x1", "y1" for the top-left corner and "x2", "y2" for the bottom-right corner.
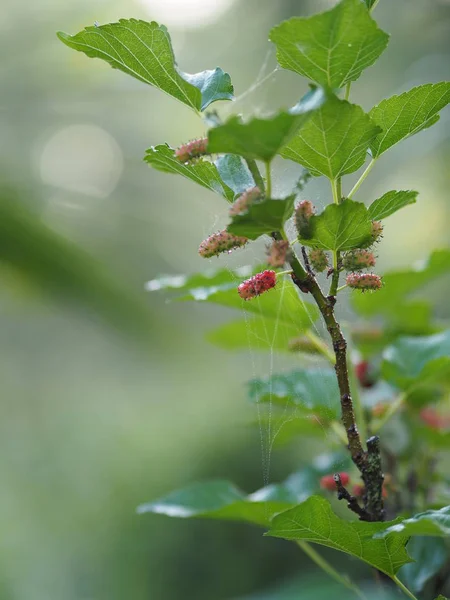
[
  {"x1": 308, "y1": 248, "x2": 329, "y2": 272},
  {"x1": 295, "y1": 200, "x2": 315, "y2": 238},
  {"x1": 342, "y1": 249, "x2": 376, "y2": 271}
]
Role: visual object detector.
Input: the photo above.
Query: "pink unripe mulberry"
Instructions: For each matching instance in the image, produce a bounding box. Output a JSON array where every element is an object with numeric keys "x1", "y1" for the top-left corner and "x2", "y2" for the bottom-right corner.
[
  {"x1": 371, "y1": 220, "x2": 383, "y2": 243},
  {"x1": 175, "y1": 138, "x2": 208, "y2": 163},
  {"x1": 238, "y1": 270, "x2": 276, "y2": 300},
  {"x1": 295, "y1": 200, "x2": 315, "y2": 238},
  {"x1": 343, "y1": 249, "x2": 376, "y2": 271},
  {"x1": 267, "y1": 240, "x2": 290, "y2": 268},
  {"x1": 346, "y1": 272, "x2": 382, "y2": 291},
  {"x1": 198, "y1": 230, "x2": 248, "y2": 258},
  {"x1": 308, "y1": 248, "x2": 328, "y2": 272},
  {"x1": 229, "y1": 187, "x2": 261, "y2": 216}
]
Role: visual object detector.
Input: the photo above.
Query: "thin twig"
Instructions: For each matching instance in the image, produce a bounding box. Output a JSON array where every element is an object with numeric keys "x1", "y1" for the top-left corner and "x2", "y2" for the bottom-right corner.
[{"x1": 334, "y1": 474, "x2": 371, "y2": 521}]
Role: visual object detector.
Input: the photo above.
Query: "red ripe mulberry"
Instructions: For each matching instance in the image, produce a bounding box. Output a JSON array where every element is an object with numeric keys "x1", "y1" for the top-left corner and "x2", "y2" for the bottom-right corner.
[{"x1": 238, "y1": 270, "x2": 276, "y2": 300}]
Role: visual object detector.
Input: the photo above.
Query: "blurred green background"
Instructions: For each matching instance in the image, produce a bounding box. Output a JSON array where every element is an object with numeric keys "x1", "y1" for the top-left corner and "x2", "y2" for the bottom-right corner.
[{"x1": 1, "y1": 0, "x2": 450, "y2": 598}]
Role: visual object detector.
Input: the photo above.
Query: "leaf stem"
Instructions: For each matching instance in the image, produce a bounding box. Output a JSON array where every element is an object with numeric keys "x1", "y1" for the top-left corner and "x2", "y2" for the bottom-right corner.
[
  {"x1": 296, "y1": 541, "x2": 369, "y2": 600},
  {"x1": 337, "y1": 284, "x2": 347, "y2": 293},
  {"x1": 370, "y1": 0, "x2": 381, "y2": 12},
  {"x1": 344, "y1": 82, "x2": 352, "y2": 101},
  {"x1": 372, "y1": 392, "x2": 408, "y2": 434},
  {"x1": 331, "y1": 179, "x2": 340, "y2": 204},
  {"x1": 245, "y1": 158, "x2": 265, "y2": 193},
  {"x1": 329, "y1": 251, "x2": 341, "y2": 296},
  {"x1": 276, "y1": 269, "x2": 293, "y2": 277},
  {"x1": 305, "y1": 329, "x2": 336, "y2": 364},
  {"x1": 348, "y1": 158, "x2": 377, "y2": 198},
  {"x1": 391, "y1": 576, "x2": 419, "y2": 600},
  {"x1": 265, "y1": 161, "x2": 272, "y2": 198}
]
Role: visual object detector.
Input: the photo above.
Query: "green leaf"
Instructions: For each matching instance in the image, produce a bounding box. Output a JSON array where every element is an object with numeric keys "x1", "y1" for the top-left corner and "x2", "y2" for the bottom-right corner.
[
  {"x1": 207, "y1": 316, "x2": 319, "y2": 352},
  {"x1": 57, "y1": 19, "x2": 233, "y2": 112},
  {"x1": 280, "y1": 96, "x2": 380, "y2": 179},
  {"x1": 369, "y1": 83, "x2": 450, "y2": 157},
  {"x1": 0, "y1": 193, "x2": 153, "y2": 338},
  {"x1": 207, "y1": 87, "x2": 327, "y2": 162},
  {"x1": 364, "y1": 0, "x2": 378, "y2": 8},
  {"x1": 382, "y1": 330, "x2": 450, "y2": 390},
  {"x1": 367, "y1": 190, "x2": 418, "y2": 221},
  {"x1": 215, "y1": 154, "x2": 255, "y2": 196},
  {"x1": 375, "y1": 506, "x2": 450, "y2": 538},
  {"x1": 435, "y1": 596, "x2": 449, "y2": 600},
  {"x1": 269, "y1": 0, "x2": 389, "y2": 88},
  {"x1": 267, "y1": 496, "x2": 412, "y2": 577},
  {"x1": 137, "y1": 453, "x2": 349, "y2": 527},
  {"x1": 248, "y1": 368, "x2": 340, "y2": 419},
  {"x1": 399, "y1": 537, "x2": 448, "y2": 594},
  {"x1": 177, "y1": 278, "x2": 308, "y2": 325},
  {"x1": 301, "y1": 199, "x2": 373, "y2": 251},
  {"x1": 227, "y1": 195, "x2": 296, "y2": 240},
  {"x1": 145, "y1": 264, "x2": 256, "y2": 293},
  {"x1": 144, "y1": 144, "x2": 235, "y2": 201},
  {"x1": 352, "y1": 249, "x2": 450, "y2": 317}
]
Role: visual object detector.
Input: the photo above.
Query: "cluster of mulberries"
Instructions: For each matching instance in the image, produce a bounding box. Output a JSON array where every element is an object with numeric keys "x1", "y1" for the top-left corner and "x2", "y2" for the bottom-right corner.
[
  {"x1": 238, "y1": 270, "x2": 276, "y2": 300},
  {"x1": 229, "y1": 187, "x2": 261, "y2": 216},
  {"x1": 341, "y1": 222, "x2": 383, "y2": 291},
  {"x1": 308, "y1": 248, "x2": 329, "y2": 272},
  {"x1": 198, "y1": 230, "x2": 248, "y2": 258},
  {"x1": 266, "y1": 240, "x2": 290, "y2": 268},
  {"x1": 295, "y1": 200, "x2": 315, "y2": 238},
  {"x1": 175, "y1": 138, "x2": 209, "y2": 163}
]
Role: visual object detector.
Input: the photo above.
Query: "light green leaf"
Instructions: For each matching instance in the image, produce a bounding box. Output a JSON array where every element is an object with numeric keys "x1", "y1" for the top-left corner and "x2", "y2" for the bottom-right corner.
[
  {"x1": 269, "y1": 0, "x2": 389, "y2": 88},
  {"x1": 375, "y1": 506, "x2": 450, "y2": 538},
  {"x1": 215, "y1": 154, "x2": 255, "y2": 196},
  {"x1": 177, "y1": 278, "x2": 306, "y2": 325},
  {"x1": 144, "y1": 144, "x2": 235, "y2": 201},
  {"x1": 301, "y1": 199, "x2": 373, "y2": 251},
  {"x1": 382, "y1": 330, "x2": 450, "y2": 390},
  {"x1": 0, "y1": 193, "x2": 153, "y2": 338},
  {"x1": 352, "y1": 249, "x2": 450, "y2": 317},
  {"x1": 207, "y1": 87, "x2": 327, "y2": 162},
  {"x1": 248, "y1": 368, "x2": 340, "y2": 419},
  {"x1": 267, "y1": 496, "x2": 412, "y2": 577},
  {"x1": 369, "y1": 82, "x2": 450, "y2": 157},
  {"x1": 227, "y1": 195, "x2": 296, "y2": 240},
  {"x1": 399, "y1": 537, "x2": 448, "y2": 594},
  {"x1": 145, "y1": 264, "x2": 257, "y2": 293},
  {"x1": 367, "y1": 190, "x2": 418, "y2": 221},
  {"x1": 280, "y1": 96, "x2": 380, "y2": 179},
  {"x1": 207, "y1": 314, "x2": 319, "y2": 352},
  {"x1": 57, "y1": 19, "x2": 233, "y2": 111},
  {"x1": 137, "y1": 453, "x2": 349, "y2": 527}
]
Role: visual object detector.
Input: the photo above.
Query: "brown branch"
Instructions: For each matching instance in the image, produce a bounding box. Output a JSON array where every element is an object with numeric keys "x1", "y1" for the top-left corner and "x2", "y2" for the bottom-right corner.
[{"x1": 277, "y1": 235, "x2": 384, "y2": 521}]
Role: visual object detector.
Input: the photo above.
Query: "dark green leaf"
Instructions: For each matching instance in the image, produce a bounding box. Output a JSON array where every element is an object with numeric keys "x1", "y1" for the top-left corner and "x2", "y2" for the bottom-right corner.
[
  {"x1": 145, "y1": 264, "x2": 256, "y2": 293},
  {"x1": 137, "y1": 453, "x2": 349, "y2": 527},
  {"x1": 280, "y1": 96, "x2": 380, "y2": 179},
  {"x1": 368, "y1": 190, "x2": 418, "y2": 221},
  {"x1": 375, "y1": 506, "x2": 450, "y2": 538},
  {"x1": 0, "y1": 194, "x2": 153, "y2": 338},
  {"x1": 399, "y1": 537, "x2": 448, "y2": 594},
  {"x1": 267, "y1": 496, "x2": 412, "y2": 576},
  {"x1": 364, "y1": 0, "x2": 378, "y2": 8},
  {"x1": 382, "y1": 330, "x2": 450, "y2": 390},
  {"x1": 301, "y1": 199, "x2": 373, "y2": 251},
  {"x1": 177, "y1": 278, "x2": 307, "y2": 325},
  {"x1": 207, "y1": 87, "x2": 327, "y2": 162},
  {"x1": 352, "y1": 249, "x2": 450, "y2": 317},
  {"x1": 144, "y1": 144, "x2": 235, "y2": 201},
  {"x1": 227, "y1": 195, "x2": 296, "y2": 240},
  {"x1": 370, "y1": 83, "x2": 450, "y2": 157},
  {"x1": 57, "y1": 19, "x2": 233, "y2": 111},
  {"x1": 215, "y1": 154, "x2": 255, "y2": 196},
  {"x1": 269, "y1": 0, "x2": 389, "y2": 88},
  {"x1": 207, "y1": 314, "x2": 319, "y2": 352},
  {"x1": 248, "y1": 368, "x2": 340, "y2": 419}
]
